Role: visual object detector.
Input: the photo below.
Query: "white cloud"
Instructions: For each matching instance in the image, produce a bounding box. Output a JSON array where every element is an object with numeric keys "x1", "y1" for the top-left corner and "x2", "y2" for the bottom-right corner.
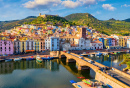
[
  {"x1": 23, "y1": 0, "x2": 107, "y2": 10},
  {"x1": 121, "y1": 4, "x2": 130, "y2": 7},
  {"x1": 23, "y1": 0, "x2": 61, "y2": 10},
  {"x1": 98, "y1": 0, "x2": 105, "y2": 1},
  {"x1": 62, "y1": 0, "x2": 81, "y2": 8},
  {"x1": 79, "y1": 0, "x2": 97, "y2": 5},
  {"x1": 102, "y1": 4, "x2": 116, "y2": 11}
]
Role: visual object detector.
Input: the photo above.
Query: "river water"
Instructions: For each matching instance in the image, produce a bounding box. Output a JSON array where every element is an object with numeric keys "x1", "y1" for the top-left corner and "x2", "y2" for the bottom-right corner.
[
  {"x1": 86, "y1": 52, "x2": 127, "y2": 70},
  {"x1": 0, "y1": 53, "x2": 127, "y2": 88}
]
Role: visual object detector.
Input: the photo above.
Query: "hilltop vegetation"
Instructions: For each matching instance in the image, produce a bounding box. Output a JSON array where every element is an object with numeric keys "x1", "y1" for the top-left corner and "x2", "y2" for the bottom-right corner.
[
  {"x1": 0, "y1": 16, "x2": 37, "y2": 32},
  {"x1": 25, "y1": 15, "x2": 76, "y2": 26},
  {"x1": 0, "y1": 13, "x2": 130, "y2": 36},
  {"x1": 65, "y1": 13, "x2": 130, "y2": 35}
]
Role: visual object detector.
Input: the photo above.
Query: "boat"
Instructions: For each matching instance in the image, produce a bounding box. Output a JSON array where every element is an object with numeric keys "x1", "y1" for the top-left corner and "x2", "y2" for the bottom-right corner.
[
  {"x1": 70, "y1": 80, "x2": 76, "y2": 84},
  {"x1": 14, "y1": 58, "x2": 22, "y2": 61},
  {"x1": 36, "y1": 55, "x2": 43, "y2": 63},
  {"x1": 118, "y1": 52, "x2": 120, "y2": 53},
  {"x1": 36, "y1": 60, "x2": 43, "y2": 65},
  {"x1": 96, "y1": 52, "x2": 102, "y2": 56},
  {"x1": 106, "y1": 84, "x2": 113, "y2": 88},
  {"x1": 26, "y1": 58, "x2": 34, "y2": 61},
  {"x1": 26, "y1": 56, "x2": 35, "y2": 61},
  {"x1": 41, "y1": 56, "x2": 54, "y2": 60},
  {"x1": 90, "y1": 54, "x2": 94, "y2": 57},
  {"x1": 0, "y1": 59, "x2": 5, "y2": 62},
  {"x1": 77, "y1": 77, "x2": 85, "y2": 79},
  {"x1": 5, "y1": 59, "x2": 13, "y2": 62}
]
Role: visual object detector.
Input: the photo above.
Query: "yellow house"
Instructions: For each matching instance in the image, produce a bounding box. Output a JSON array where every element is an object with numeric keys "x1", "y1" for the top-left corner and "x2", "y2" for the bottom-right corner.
[{"x1": 119, "y1": 36, "x2": 127, "y2": 47}]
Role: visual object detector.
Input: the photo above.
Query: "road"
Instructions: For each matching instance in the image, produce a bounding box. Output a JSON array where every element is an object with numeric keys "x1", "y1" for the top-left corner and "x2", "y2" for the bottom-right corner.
[{"x1": 107, "y1": 70, "x2": 130, "y2": 86}]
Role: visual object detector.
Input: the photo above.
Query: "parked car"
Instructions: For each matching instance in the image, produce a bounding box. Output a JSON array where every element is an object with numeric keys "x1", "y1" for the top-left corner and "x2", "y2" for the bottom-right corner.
[
  {"x1": 88, "y1": 60, "x2": 95, "y2": 64},
  {"x1": 79, "y1": 56, "x2": 84, "y2": 59}
]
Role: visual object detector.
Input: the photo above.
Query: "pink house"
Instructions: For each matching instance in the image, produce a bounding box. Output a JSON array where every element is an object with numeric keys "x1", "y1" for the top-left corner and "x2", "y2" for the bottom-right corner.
[
  {"x1": 111, "y1": 38, "x2": 115, "y2": 46},
  {"x1": 0, "y1": 40, "x2": 14, "y2": 55}
]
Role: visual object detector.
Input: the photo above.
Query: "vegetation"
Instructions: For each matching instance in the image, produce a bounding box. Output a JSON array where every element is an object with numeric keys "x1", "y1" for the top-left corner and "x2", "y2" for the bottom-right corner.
[
  {"x1": 65, "y1": 13, "x2": 130, "y2": 35},
  {"x1": 0, "y1": 13, "x2": 130, "y2": 36},
  {"x1": 25, "y1": 16, "x2": 76, "y2": 26},
  {"x1": 123, "y1": 18, "x2": 130, "y2": 22},
  {"x1": 0, "y1": 16, "x2": 37, "y2": 32},
  {"x1": 120, "y1": 54, "x2": 130, "y2": 69}
]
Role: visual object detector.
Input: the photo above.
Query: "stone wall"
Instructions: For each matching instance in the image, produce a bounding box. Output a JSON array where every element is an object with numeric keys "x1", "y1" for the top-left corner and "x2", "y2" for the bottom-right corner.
[{"x1": 95, "y1": 70, "x2": 130, "y2": 88}]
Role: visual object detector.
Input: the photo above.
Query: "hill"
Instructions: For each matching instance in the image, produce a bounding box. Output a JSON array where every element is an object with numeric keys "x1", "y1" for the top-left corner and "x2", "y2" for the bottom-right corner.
[
  {"x1": 0, "y1": 16, "x2": 37, "y2": 32},
  {"x1": 123, "y1": 18, "x2": 130, "y2": 22},
  {"x1": 25, "y1": 15, "x2": 75, "y2": 26},
  {"x1": 65, "y1": 13, "x2": 130, "y2": 35}
]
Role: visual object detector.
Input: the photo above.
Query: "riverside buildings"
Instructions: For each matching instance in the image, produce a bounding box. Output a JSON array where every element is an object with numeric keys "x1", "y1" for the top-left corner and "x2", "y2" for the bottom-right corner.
[
  {"x1": 0, "y1": 40, "x2": 14, "y2": 55},
  {"x1": 0, "y1": 23, "x2": 130, "y2": 55}
]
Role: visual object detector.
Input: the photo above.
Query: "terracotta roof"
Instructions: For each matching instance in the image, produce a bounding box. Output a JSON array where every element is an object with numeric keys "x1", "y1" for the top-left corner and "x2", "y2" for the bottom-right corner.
[
  {"x1": 71, "y1": 44, "x2": 77, "y2": 47},
  {"x1": 91, "y1": 40, "x2": 102, "y2": 43}
]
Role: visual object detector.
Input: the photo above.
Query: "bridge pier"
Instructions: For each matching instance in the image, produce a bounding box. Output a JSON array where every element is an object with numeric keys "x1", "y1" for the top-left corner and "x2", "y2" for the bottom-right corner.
[
  {"x1": 78, "y1": 66, "x2": 90, "y2": 70},
  {"x1": 66, "y1": 58, "x2": 76, "y2": 63}
]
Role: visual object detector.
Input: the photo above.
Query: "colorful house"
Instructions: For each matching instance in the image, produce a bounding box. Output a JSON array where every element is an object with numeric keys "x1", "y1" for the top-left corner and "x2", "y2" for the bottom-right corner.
[
  {"x1": 99, "y1": 38, "x2": 105, "y2": 48},
  {"x1": 119, "y1": 36, "x2": 127, "y2": 47},
  {"x1": 0, "y1": 40, "x2": 14, "y2": 55},
  {"x1": 90, "y1": 40, "x2": 103, "y2": 50}
]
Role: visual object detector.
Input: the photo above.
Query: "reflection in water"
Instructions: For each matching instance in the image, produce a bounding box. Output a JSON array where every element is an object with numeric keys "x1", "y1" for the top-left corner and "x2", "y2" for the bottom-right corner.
[
  {"x1": 0, "y1": 58, "x2": 94, "y2": 88},
  {"x1": 0, "y1": 60, "x2": 59, "y2": 74},
  {"x1": 87, "y1": 53, "x2": 127, "y2": 70}
]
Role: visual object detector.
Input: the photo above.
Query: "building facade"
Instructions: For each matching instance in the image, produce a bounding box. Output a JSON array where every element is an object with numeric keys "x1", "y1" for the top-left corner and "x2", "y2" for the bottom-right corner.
[
  {"x1": 45, "y1": 37, "x2": 60, "y2": 51},
  {"x1": 0, "y1": 40, "x2": 14, "y2": 55}
]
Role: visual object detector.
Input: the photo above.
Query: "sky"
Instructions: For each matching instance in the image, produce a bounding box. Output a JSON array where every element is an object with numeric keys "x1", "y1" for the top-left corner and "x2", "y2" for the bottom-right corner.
[{"x1": 0, "y1": 0, "x2": 130, "y2": 21}]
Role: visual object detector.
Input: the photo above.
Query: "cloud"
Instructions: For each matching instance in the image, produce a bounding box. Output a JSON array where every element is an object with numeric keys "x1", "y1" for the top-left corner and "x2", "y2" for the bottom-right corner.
[
  {"x1": 121, "y1": 4, "x2": 130, "y2": 7},
  {"x1": 23, "y1": 0, "x2": 107, "y2": 10},
  {"x1": 62, "y1": 0, "x2": 81, "y2": 8},
  {"x1": 23, "y1": 0, "x2": 61, "y2": 10},
  {"x1": 98, "y1": 0, "x2": 105, "y2": 1},
  {"x1": 102, "y1": 4, "x2": 116, "y2": 11},
  {"x1": 79, "y1": 0, "x2": 97, "y2": 5}
]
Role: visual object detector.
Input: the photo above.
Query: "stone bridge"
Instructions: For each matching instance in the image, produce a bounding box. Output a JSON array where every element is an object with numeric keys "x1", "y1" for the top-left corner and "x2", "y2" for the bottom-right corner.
[{"x1": 58, "y1": 51, "x2": 130, "y2": 88}]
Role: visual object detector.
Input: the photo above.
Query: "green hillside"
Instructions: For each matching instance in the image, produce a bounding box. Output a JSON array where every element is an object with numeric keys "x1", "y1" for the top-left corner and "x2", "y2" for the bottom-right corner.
[
  {"x1": 123, "y1": 18, "x2": 130, "y2": 22},
  {"x1": 26, "y1": 15, "x2": 75, "y2": 26},
  {"x1": 65, "y1": 13, "x2": 130, "y2": 35},
  {"x1": 0, "y1": 16, "x2": 37, "y2": 32}
]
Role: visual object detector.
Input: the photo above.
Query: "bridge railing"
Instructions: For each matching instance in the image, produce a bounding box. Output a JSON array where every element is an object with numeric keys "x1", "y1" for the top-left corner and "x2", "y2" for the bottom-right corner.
[
  {"x1": 113, "y1": 68, "x2": 130, "y2": 79},
  {"x1": 97, "y1": 70, "x2": 130, "y2": 88}
]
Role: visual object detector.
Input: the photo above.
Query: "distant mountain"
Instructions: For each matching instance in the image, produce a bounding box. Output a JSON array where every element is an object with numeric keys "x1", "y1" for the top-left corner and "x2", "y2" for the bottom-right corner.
[
  {"x1": 25, "y1": 16, "x2": 37, "y2": 19},
  {"x1": 0, "y1": 16, "x2": 37, "y2": 32},
  {"x1": 123, "y1": 18, "x2": 130, "y2": 22},
  {"x1": 65, "y1": 13, "x2": 130, "y2": 35}
]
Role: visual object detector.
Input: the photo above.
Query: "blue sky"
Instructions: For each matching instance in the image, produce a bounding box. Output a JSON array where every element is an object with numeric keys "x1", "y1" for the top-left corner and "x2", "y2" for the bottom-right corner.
[{"x1": 0, "y1": 0, "x2": 129, "y2": 21}]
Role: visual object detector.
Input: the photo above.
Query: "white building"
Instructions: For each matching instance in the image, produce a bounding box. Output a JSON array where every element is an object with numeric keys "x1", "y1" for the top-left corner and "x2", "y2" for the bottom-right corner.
[
  {"x1": 45, "y1": 37, "x2": 60, "y2": 51},
  {"x1": 14, "y1": 39, "x2": 21, "y2": 53},
  {"x1": 75, "y1": 38, "x2": 91, "y2": 50},
  {"x1": 127, "y1": 39, "x2": 130, "y2": 48},
  {"x1": 26, "y1": 40, "x2": 34, "y2": 50},
  {"x1": 90, "y1": 40, "x2": 103, "y2": 50}
]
